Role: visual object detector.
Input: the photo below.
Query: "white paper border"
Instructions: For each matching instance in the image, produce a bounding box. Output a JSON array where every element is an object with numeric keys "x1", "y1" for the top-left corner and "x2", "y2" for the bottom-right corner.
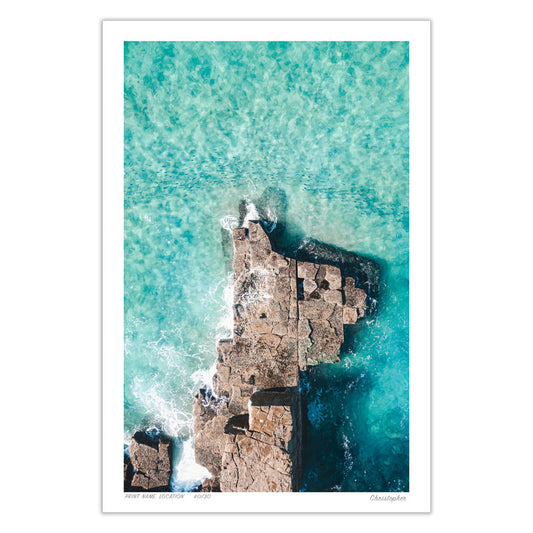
[{"x1": 103, "y1": 20, "x2": 430, "y2": 513}]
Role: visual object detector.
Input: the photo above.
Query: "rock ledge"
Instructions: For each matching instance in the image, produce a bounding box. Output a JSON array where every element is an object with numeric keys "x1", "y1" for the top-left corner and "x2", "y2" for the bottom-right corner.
[{"x1": 193, "y1": 221, "x2": 370, "y2": 492}]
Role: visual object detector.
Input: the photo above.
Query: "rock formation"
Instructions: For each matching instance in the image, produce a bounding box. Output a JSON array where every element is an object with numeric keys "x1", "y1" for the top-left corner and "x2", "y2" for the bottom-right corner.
[
  {"x1": 193, "y1": 221, "x2": 370, "y2": 492},
  {"x1": 124, "y1": 431, "x2": 173, "y2": 492}
]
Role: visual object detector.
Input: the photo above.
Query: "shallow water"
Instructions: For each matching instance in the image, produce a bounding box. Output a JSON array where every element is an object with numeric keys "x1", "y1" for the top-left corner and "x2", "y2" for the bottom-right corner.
[{"x1": 124, "y1": 41, "x2": 409, "y2": 492}]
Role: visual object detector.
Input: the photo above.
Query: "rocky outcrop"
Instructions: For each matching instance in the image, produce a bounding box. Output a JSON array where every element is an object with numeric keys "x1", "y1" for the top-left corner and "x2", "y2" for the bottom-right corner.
[
  {"x1": 193, "y1": 221, "x2": 371, "y2": 492},
  {"x1": 126, "y1": 432, "x2": 173, "y2": 492},
  {"x1": 220, "y1": 388, "x2": 302, "y2": 492}
]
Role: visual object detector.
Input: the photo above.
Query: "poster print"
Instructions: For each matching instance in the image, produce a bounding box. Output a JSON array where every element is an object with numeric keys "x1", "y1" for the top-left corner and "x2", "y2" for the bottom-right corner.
[{"x1": 103, "y1": 20, "x2": 430, "y2": 512}]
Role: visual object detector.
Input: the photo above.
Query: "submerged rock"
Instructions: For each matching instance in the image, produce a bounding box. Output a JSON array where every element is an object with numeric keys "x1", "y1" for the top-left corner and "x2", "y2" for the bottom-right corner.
[{"x1": 193, "y1": 221, "x2": 375, "y2": 492}]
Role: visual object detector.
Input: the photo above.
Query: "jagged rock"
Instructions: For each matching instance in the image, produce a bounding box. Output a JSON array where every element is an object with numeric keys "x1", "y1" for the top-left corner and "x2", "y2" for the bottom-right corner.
[
  {"x1": 324, "y1": 264, "x2": 343, "y2": 290},
  {"x1": 220, "y1": 389, "x2": 302, "y2": 492},
  {"x1": 298, "y1": 261, "x2": 318, "y2": 279},
  {"x1": 193, "y1": 389, "x2": 229, "y2": 477},
  {"x1": 193, "y1": 477, "x2": 221, "y2": 492},
  {"x1": 128, "y1": 431, "x2": 172, "y2": 492},
  {"x1": 193, "y1": 220, "x2": 374, "y2": 492},
  {"x1": 296, "y1": 239, "x2": 381, "y2": 301},
  {"x1": 343, "y1": 277, "x2": 368, "y2": 322}
]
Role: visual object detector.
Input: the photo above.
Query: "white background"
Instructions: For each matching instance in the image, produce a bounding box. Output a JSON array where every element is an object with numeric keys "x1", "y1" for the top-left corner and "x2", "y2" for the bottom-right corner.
[{"x1": 1, "y1": 0, "x2": 532, "y2": 531}]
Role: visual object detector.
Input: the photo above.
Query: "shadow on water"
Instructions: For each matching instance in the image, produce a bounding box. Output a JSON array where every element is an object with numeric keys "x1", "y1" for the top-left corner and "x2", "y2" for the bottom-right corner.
[
  {"x1": 299, "y1": 367, "x2": 375, "y2": 492},
  {"x1": 221, "y1": 187, "x2": 408, "y2": 492},
  {"x1": 300, "y1": 362, "x2": 409, "y2": 492}
]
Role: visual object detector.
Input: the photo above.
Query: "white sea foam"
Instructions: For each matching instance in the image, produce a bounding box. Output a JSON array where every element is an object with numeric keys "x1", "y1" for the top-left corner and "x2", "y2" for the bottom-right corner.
[
  {"x1": 236, "y1": 267, "x2": 276, "y2": 309},
  {"x1": 342, "y1": 434, "x2": 354, "y2": 472},
  {"x1": 219, "y1": 214, "x2": 239, "y2": 232},
  {"x1": 191, "y1": 361, "x2": 217, "y2": 390},
  {"x1": 192, "y1": 272, "x2": 235, "y2": 395},
  {"x1": 262, "y1": 205, "x2": 277, "y2": 233},
  {"x1": 131, "y1": 377, "x2": 193, "y2": 438},
  {"x1": 241, "y1": 201, "x2": 260, "y2": 227},
  {"x1": 170, "y1": 438, "x2": 211, "y2": 492}
]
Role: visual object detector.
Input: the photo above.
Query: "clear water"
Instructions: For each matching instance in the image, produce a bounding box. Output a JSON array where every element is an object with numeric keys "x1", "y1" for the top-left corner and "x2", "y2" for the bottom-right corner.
[{"x1": 124, "y1": 41, "x2": 409, "y2": 492}]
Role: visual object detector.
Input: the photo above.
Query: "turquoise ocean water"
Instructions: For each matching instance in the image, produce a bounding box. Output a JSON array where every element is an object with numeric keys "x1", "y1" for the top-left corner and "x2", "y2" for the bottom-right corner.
[{"x1": 124, "y1": 41, "x2": 409, "y2": 492}]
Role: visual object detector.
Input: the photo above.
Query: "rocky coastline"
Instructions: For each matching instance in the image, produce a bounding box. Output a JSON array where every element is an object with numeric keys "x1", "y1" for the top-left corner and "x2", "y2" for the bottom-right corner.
[
  {"x1": 192, "y1": 221, "x2": 370, "y2": 492},
  {"x1": 124, "y1": 218, "x2": 377, "y2": 493}
]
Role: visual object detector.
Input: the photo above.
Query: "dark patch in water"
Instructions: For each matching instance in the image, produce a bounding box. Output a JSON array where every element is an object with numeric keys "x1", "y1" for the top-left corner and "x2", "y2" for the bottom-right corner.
[{"x1": 300, "y1": 367, "x2": 408, "y2": 493}]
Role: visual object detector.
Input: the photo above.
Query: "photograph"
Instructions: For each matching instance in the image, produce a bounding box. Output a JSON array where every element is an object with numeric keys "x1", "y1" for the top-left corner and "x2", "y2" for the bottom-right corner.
[
  {"x1": 104, "y1": 20, "x2": 430, "y2": 512},
  {"x1": 123, "y1": 39, "x2": 410, "y2": 494}
]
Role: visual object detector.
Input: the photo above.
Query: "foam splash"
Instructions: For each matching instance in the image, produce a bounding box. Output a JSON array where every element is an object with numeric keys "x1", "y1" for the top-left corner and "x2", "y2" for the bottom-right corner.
[
  {"x1": 241, "y1": 201, "x2": 260, "y2": 228},
  {"x1": 219, "y1": 214, "x2": 239, "y2": 232},
  {"x1": 261, "y1": 205, "x2": 277, "y2": 233},
  {"x1": 342, "y1": 434, "x2": 354, "y2": 473},
  {"x1": 130, "y1": 377, "x2": 193, "y2": 438},
  {"x1": 170, "y1": 438, "x2": 211, "y2": 492},
  {"x1": 240, "y1": 200, "x2": 277, "y2": 233},
  {"x1": 190, "y1": 361, "x2": 217, "y2": 390}
]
